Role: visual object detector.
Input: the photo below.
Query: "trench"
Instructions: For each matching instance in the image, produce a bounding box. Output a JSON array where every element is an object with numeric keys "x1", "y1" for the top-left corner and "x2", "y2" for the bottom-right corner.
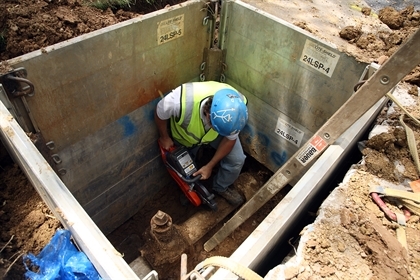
[
  {"x1": 106, "y1": 150, "x2": 293, "y2": 279},
  {"x1": 254, "y1": 136, "x2": 365, "y2": 276},
  {"x1": 105, "y1": 136, "x2": 365, "y2": 279}
]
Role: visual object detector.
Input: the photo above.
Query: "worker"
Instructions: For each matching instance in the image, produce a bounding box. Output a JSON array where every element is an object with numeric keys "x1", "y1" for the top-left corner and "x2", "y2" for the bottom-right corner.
[{"x1": 155, "y1": 81, "x2": 248, "y2": 207}]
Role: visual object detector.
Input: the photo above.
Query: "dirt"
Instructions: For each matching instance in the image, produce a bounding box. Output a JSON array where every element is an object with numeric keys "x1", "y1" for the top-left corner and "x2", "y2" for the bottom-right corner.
[
  {"x1": 278, "y1": 82, "x2": 420, "y2": 280},
  {"x1": 0, "y1": 0, "x2": 184, "y2": 62},
  {"x1": 0, "y1": 157, "x2": 62, "y2": 278},
  {"x1": 1, "y1": 0, "x2": 420, "y2": 280},
  {"x1": 105, "y1": 157, "x2": 283, "y2": 279}
]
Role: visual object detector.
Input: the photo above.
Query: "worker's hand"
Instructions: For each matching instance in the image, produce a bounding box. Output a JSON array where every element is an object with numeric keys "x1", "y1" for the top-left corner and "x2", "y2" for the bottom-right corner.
[
  {"x1": 193, "y1": 165, "x2": 212, "y2": 180},
  {"x1": 159, "y1": 136, "x2": 174, "y2": 151}
]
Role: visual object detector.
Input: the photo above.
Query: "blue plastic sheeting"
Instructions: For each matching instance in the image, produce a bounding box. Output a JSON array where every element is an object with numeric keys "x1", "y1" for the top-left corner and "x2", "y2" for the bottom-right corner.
[{"x1": 23, "y1": 229, "x2": 102, "y2": 280}]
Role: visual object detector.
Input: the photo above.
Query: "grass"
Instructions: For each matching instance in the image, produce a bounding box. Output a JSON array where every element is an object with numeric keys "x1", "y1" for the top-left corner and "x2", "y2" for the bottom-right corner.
[{"x1": 87, "y1": 0, "x2": 136, "y2": 10}]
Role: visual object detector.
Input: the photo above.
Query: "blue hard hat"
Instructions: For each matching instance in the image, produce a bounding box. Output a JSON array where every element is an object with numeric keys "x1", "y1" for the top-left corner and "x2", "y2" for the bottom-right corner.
[{"x1": 210, "y1": 89, "x2": 248, "y2": 136}]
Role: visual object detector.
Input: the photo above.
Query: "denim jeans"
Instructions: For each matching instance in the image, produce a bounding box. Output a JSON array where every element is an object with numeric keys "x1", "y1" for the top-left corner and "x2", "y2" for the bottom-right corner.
[{"x1": 188, "y1": 136, "x2": 246, "y2": 193}]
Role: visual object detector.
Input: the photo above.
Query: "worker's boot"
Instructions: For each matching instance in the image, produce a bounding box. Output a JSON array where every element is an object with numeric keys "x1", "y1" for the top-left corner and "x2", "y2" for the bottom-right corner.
[{"x1": 215, "y1": 186, "x2": 244, "y2": 207}]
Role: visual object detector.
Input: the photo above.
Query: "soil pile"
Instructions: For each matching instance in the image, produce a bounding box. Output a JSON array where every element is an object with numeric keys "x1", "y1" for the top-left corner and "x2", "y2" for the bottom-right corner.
[{"x1": 273, "y1": 83, "x2": 420, "y2": 280}]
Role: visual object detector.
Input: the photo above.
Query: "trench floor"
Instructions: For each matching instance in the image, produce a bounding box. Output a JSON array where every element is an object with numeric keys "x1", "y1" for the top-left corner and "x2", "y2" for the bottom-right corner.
[{"x1": 106, "y1": 154, "x2": 292, "y2": 280}]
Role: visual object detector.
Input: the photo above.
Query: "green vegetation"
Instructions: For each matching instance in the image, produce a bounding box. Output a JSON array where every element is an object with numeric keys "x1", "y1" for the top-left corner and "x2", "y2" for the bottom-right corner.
[{"x1": 87, "y1": 0, "x2": 136, "y2": 10}]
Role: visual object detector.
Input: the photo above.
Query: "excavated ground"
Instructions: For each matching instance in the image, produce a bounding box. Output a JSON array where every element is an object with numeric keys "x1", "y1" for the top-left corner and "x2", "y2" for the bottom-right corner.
[{"x1": 1, "y1": 0, "x2": 420, "y2": 279}]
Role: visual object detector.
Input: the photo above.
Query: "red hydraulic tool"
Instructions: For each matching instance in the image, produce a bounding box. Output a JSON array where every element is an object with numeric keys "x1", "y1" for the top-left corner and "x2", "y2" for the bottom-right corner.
[{"x1": 158, "y1": 141, "x2": 218, "y2": 211}]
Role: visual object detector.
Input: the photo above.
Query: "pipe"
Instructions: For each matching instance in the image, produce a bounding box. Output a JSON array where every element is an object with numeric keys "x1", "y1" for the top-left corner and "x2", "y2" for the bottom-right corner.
[{"x1": 370, "y1": 192, "x2": 411, "y2": 222}]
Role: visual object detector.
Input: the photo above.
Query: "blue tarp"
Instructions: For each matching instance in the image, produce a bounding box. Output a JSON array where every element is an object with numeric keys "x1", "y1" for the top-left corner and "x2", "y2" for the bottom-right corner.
[{"x1": 23, "y1": 229, "x2": 102, "y2": 280}]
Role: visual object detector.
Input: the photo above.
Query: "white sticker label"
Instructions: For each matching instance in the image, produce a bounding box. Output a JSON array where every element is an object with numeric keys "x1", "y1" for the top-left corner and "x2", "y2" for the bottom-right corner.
[
  {"x1": 300, "y1": 39, "x2": 340, "y2": 77},
  {"x1": 157, "y1": 14, "x2": 184, "y2": 45},
  {"x1": 275, "y1": 118, "x2": 304, "y2": 147},
  {"x1": 267, "y1": 173, "x2": 288, "y2": 194},
  {"x1": 296, "y1": 135, "x2": 327, "y2": 166}
]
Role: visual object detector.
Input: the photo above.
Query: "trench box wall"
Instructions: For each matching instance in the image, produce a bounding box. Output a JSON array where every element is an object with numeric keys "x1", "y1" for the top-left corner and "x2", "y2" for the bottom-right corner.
[
  {"x1": 3, "y1": 0, "x2": 366, "y2": 235},
  {"x1": 221, "y1": 1, "x2": 366, "y2": 172},
  {"x1": 5, "y1": 0, "x2": 211, "y2": 234}
]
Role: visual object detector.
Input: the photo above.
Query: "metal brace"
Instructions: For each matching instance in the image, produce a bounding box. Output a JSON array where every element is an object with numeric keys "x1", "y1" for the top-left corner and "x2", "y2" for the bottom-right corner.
[
  {"x1": 46, "y1": 141, "x2": 55, "y2": 150},
  {"x1": 0, "y1": 67, "x2": 35, "y2": 97},
  {"x1": 0, "y1": 67, "x2": 63, "y2": 174},
  {"x1": 0, "y1": 67, "x2": 39, "y2": 134},
  {"x1": 51, "y1": 154, "x2": 62, "y2": 164},
  {"x1": 200, "y1": 0, "x2": 227, "y2": 82}
]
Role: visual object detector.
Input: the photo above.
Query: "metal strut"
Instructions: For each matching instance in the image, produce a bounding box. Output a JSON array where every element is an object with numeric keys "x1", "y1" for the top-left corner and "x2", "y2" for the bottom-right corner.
[
  {"x1": 200, "y1": 0, "x2": 226, "y2": 82},
  {"x1": 204, "y1": 28, "x2": 420, "y2": 252}
]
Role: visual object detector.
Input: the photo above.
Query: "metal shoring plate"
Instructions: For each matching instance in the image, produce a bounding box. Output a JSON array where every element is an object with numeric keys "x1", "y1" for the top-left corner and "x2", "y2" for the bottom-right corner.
[{"x1": 204, "y1": 28, "x2": 420, "y2": 252}]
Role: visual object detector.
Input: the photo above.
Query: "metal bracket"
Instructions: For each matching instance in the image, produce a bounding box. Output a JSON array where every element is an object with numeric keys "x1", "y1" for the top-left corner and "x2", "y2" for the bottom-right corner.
[
  {"x1": 199, "y1": 0, "x2": 228, "y2": 82},
  {"x1": 46, "y1": 141, "x2": 55, "y2": 150},
  {"x1": 180, "y1": 254, "x2": 209, "y2": 280},
  {"x1": 0, "y1": 84, "x2": 19, "y2": 120},
  {"x1": 200, "y1": 47, "x2": 227, "y2": 82},
  {"x1": 51, "y1": 154, "x2": 62, "y2": 164},
  {"x1": 57, "y1": 168, "x2": 67, "y2": 176},
  {"x1": 0, "y1": 67, "x2": 35, "y2": 97},
  {"x1": 0, "y1": 67, "x2": 39, "y2": 134}
]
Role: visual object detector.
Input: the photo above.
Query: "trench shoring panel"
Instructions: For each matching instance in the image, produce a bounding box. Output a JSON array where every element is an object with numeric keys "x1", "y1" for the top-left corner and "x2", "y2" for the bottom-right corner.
[
  {"x1": 8, "y1": 1, "x2": 209, "y2": 153},
  {"x1": 222, "y1": 0, "x2": 366, "y2": 172},
  {"x1": 5, "y1": 0, "x2": 211, "y2": 234},
  {"x1": 1, "y1": 0, "x2": 372, "y2": 277}
]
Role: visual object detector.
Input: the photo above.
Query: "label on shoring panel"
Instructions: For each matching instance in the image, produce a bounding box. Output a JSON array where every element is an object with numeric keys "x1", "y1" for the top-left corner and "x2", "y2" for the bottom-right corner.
[
  {"x1": 157, "y1": 14, "x2": 184, "y2": 45},
  {"x1": 299, "y1": 39, "x2": 340, "y2": 77},
  {"x1": 275, "y1": 117, "x2": 304, "y2": 147},
  {"x1": 296, "y1": 135, "x2": 327, "y2": 166}
]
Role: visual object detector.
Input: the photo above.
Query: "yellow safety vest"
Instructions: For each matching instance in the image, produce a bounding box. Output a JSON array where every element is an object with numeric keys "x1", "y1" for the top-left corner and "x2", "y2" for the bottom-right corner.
[{"x1": 170, "y1": 82, "x2": 245, "y2": 147}]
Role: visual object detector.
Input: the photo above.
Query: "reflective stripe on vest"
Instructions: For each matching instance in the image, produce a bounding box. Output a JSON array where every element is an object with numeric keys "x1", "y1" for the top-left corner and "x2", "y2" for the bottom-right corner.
[{"x1": 170, "y1": 82, "x2": 242, "y2": 147}]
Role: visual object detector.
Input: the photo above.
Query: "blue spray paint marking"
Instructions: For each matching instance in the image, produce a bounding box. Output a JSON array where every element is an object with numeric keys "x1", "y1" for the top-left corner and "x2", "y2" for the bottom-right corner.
[
  {"x1": 271, "y1": 150, "x2": 288, "y2": 166},
  {"x1": 118, "y1": 115, "x2": 136, "y2": 137},
  {"x1": 257, "y1": 132, "x2": 269, "y2": 146},
  {"x1": 149, "y1": 97, "x2": 162, "y2": 121},
  {"x1": 241, "y1": 124, "x2": 254, "y2": 145}
]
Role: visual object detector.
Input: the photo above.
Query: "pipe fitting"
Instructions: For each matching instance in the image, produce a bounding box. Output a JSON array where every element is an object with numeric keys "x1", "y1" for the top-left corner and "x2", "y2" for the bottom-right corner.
[{"x1": 150, "y1": 210, "x2": 173, "y2": 243}]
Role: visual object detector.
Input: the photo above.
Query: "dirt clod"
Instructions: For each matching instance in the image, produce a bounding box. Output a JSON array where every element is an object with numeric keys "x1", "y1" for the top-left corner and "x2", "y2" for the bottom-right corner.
[
  {"x1": 339, "y1": 26, "x2": 362, "y2": 41},
  {"x1": 379, "y1": 6, "x2": 405, "y2": 29}
]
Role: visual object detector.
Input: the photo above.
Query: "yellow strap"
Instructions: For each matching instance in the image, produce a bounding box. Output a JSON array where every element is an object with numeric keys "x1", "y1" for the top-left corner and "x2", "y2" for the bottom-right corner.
[
  {"x1": 386, "y1": 92, "x2": 420, "y2": 173},
  {"x1": 382, "y1": 187, "x2": 420, "y2": 203},
  {"x1": 370, "y1": 185, "x2": 420, "y2": 218},
  {"x1": 401, "y1": 198, "x2": 420, "y2": 216},
  {"x1": 395, "y1": 213, "x2": 408, "y2": 250},
  {"x1": 195, "y1": 256, "x2": 263, "y2": 280},
  {"x1": 370, "y1": 186, "x2": 420, "y2": 203},
  {"x1": 387, "y1": 92, "x2": 420, "y2": 126}
]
